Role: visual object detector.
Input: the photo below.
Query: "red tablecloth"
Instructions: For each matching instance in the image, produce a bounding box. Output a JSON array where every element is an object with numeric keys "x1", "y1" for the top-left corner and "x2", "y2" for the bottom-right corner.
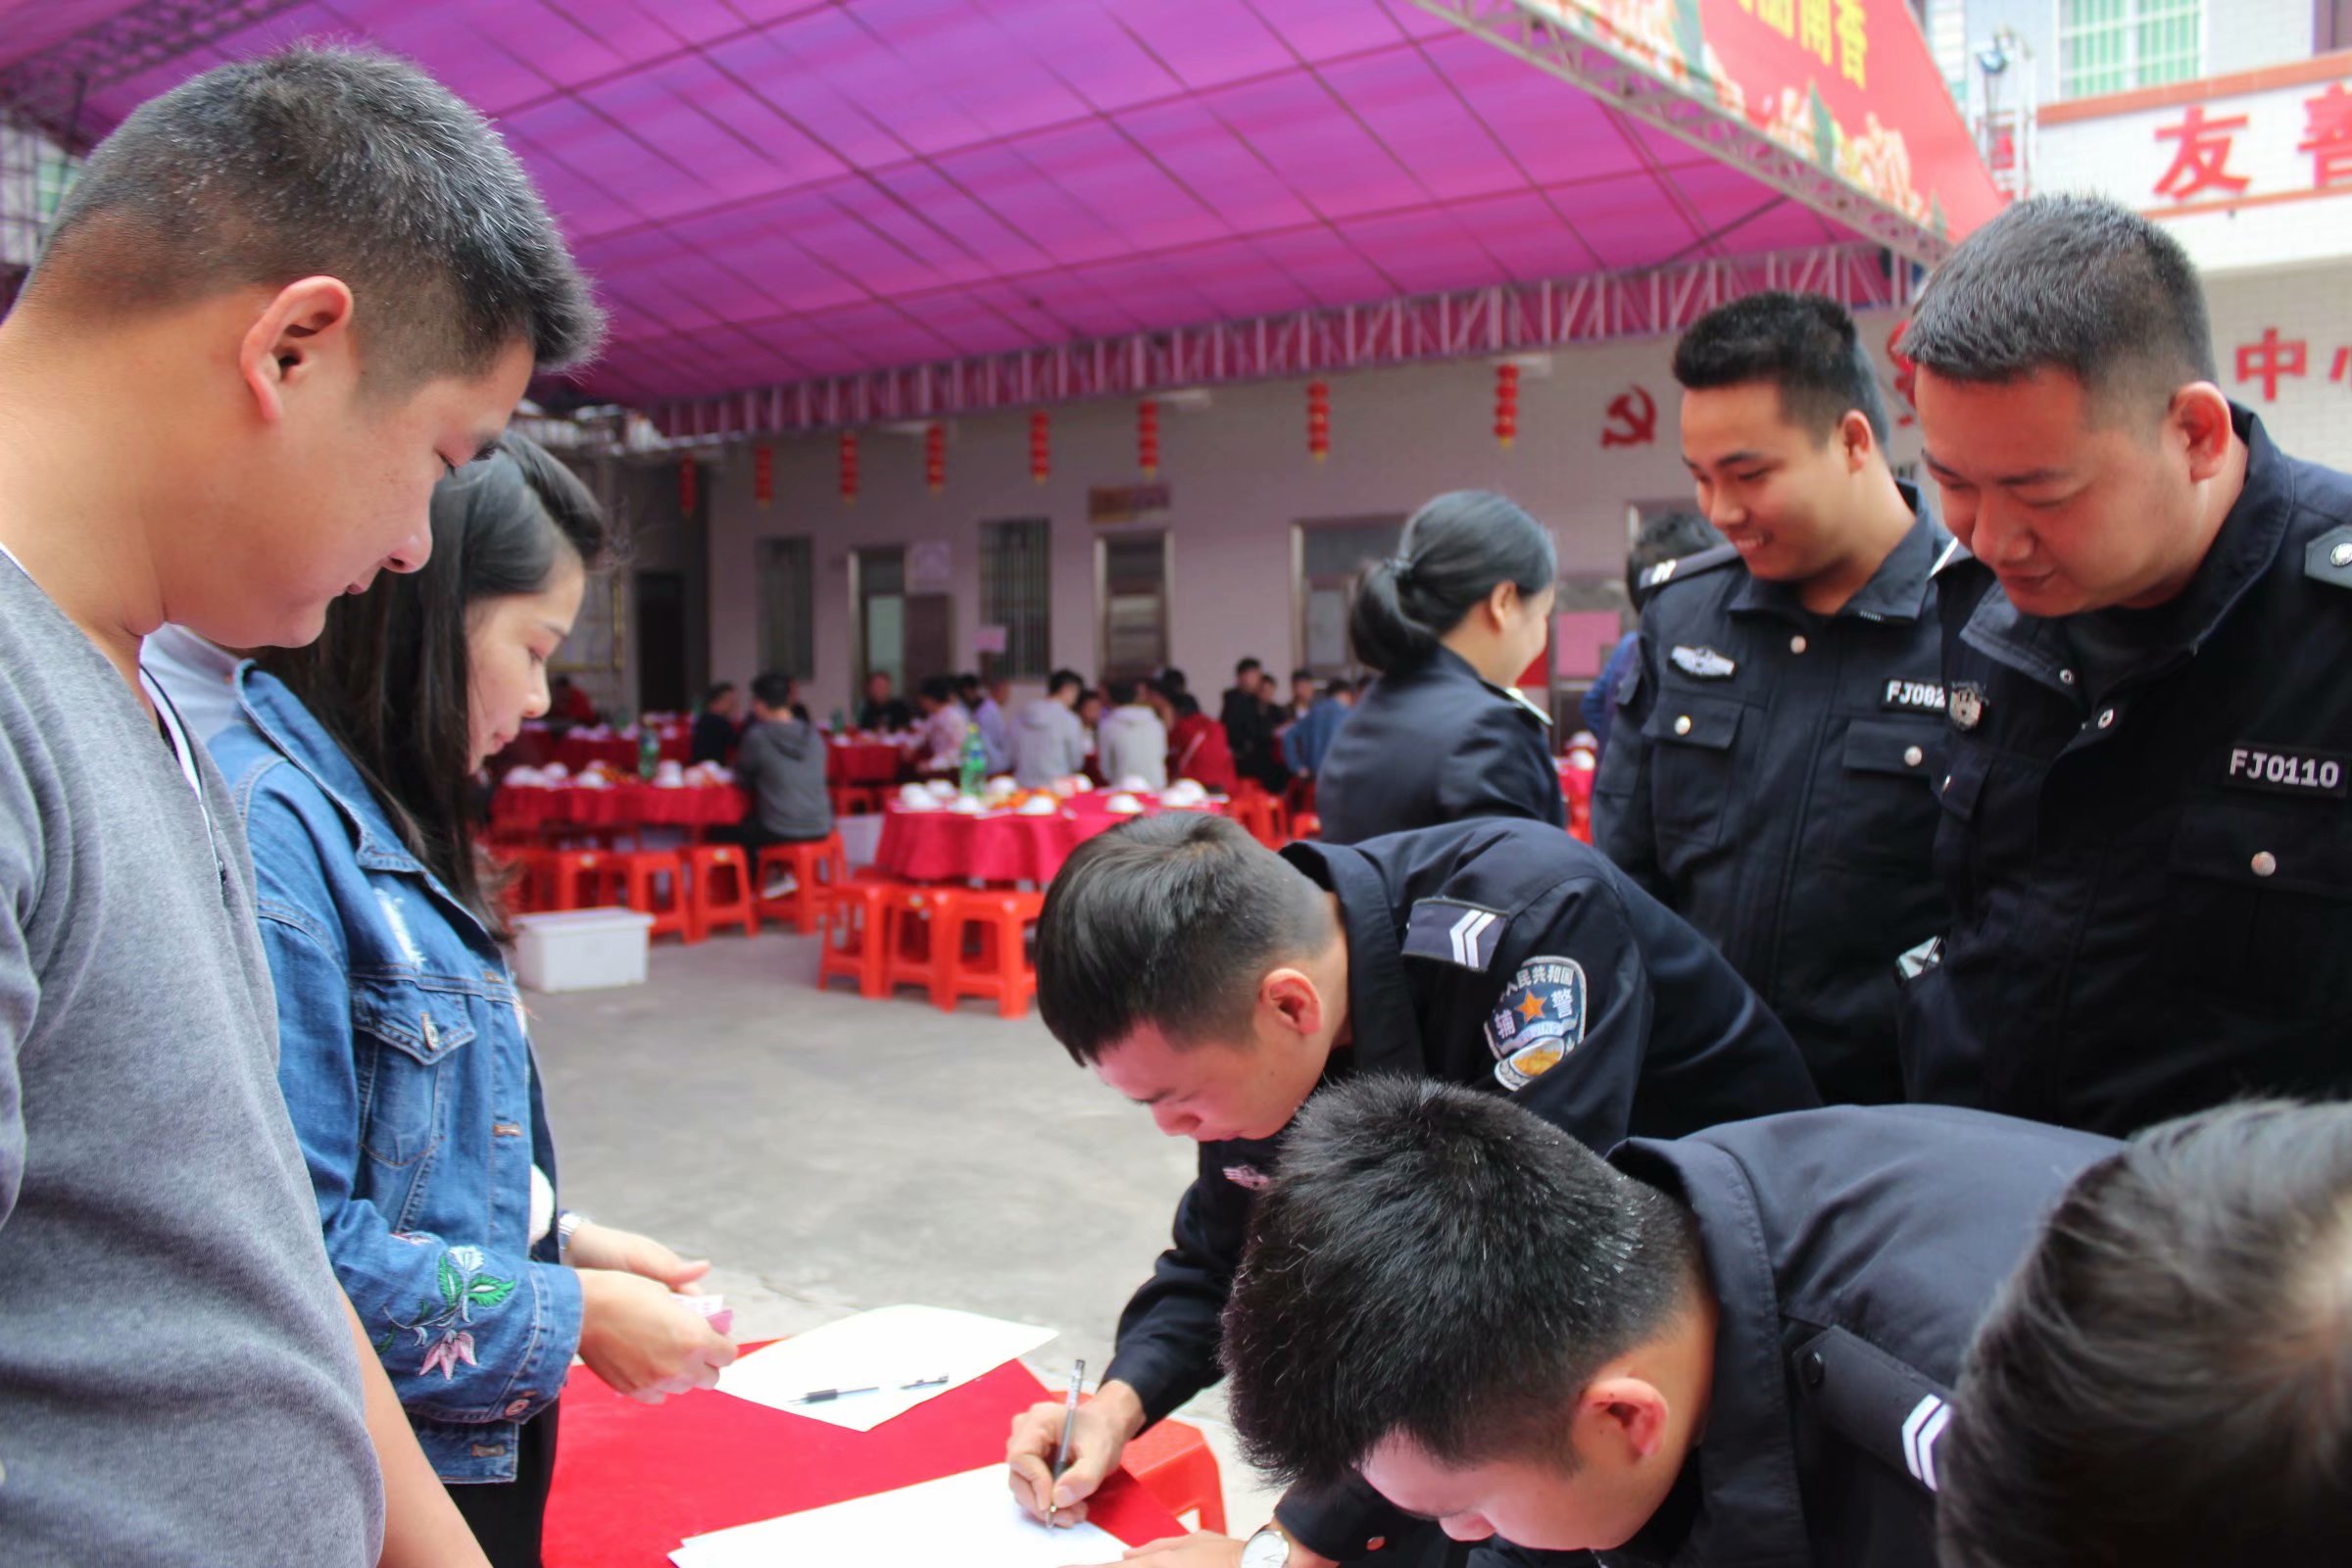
[
  {"x1": 545, "y1": 1356, "x2": 1182, "y2": 1567},
  {"x1": 873, "y1": 796, "x2": 1216, "y2": 884},
  {"x1": 491, "y1": 782, "x2": 749, "y2": 833},
  {"x1": 826, "y1": 740, "x2": 906, "y2": 787},
  {"x1": 555, "y1": 732, "x2": 692, "y2": 773}
]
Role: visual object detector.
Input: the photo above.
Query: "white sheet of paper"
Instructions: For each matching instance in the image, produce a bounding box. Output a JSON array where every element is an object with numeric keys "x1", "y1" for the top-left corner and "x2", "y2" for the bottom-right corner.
[
  {"x1": 713, "y1": 1303, "x2": 1055, "y2": 1432},
  {"x1": 668, "y1": 1464, "x2": 1125, "y2": 1568}
]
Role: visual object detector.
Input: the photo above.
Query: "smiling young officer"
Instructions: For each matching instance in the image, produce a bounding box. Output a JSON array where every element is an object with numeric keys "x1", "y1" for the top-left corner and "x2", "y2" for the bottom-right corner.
[
  {"x1": 1898, "y1": 195, "x2": 2352, "y2": 1136},
  {"x1": 1593, "y1": 293, "x2": 1950, "y2": 1106},
  {"x1": 1002, "y1": 812, "x2": 1817, "y2": 1568}
]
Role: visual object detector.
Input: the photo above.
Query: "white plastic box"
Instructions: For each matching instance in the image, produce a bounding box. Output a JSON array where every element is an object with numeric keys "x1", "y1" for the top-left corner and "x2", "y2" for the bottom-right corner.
[{"x1": 511, "y1": 907, "x2": 655, "y2": 993}]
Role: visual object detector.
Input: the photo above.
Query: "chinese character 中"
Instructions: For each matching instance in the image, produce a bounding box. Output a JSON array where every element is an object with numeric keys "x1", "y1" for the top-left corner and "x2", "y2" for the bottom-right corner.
[
  {"x1": 2236, "y1": 328, "x2": 2308, "y2": 403},
  {"x1": 2153, "y1": 105, "x2": 2252, "y2": 202},
  {"x1": 2299, "y1": 82, "x2": 2352, "y2": 189}
]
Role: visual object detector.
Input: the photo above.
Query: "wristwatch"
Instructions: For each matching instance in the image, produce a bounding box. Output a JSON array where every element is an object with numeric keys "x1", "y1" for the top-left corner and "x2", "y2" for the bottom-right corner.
[
  {"x1": 1241, "y1": 1527, "x2": 1293, "y2": 1568},
  {"x1": 557, "y1": 1210, "x2": 589, "y2": 1256}
]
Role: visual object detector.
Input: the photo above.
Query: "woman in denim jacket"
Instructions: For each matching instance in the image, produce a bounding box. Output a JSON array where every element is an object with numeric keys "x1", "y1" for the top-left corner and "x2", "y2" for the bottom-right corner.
[{"x1": 213, "y1": 436, "x2": 735, "y2": 1566}]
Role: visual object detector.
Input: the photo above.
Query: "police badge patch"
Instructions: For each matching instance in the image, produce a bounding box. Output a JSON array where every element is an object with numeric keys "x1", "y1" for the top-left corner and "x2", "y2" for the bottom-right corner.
[
  {"x1": 1483, "y1": 956, "x2": 1588, "y2": 1092},
  {"x1": 1669, "y1": 645, "x2": 1738, "y2": 680},
  {"x1": 1222, "y1": 1164, "x2": 1271, "y2": 1191},
  {"x1": 1947, "y1": 682, "x2": 1985, "y2": 731}
]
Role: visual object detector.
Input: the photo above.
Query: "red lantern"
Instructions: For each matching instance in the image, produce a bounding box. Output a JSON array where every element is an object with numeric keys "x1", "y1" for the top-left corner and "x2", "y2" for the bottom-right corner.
[
  {"x1": 678, "y1": 457, "x2": 698, "y2": 515},
  {"x1": 839, "y1": 431, "x2": 859, "y2": 507},
  {"x1": 753, "y1": 443, "x2": 774, "y2": 509},
  {"x1": 1494, "y1": 363, "x2": 1520, "y2": 450},
  {"x1": 1029, "y1": 409, "x2": 1051, "y2": 486},
  {"x1": 925, "y1": 422, "x2": 946, "y2": 493},
  {"x1": 1307, "y1": 378, "x2": 1330, "y2": 464},
  {"x1": 1138, "y1": 398, "x2": 1160, "y2": 478}
]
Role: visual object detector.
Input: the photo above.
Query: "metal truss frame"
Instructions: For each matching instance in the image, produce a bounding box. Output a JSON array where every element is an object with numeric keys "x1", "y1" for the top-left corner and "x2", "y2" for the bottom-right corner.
[
  {"x1": 1406, "y1": 0, "x2": 1959, "y2": 268},
  {"x1": 645, "y1": 242, "x2": 1907, "y2": 441},
  {"x1": 0, "y1": 0, "x2": 310, "y2": 149}
]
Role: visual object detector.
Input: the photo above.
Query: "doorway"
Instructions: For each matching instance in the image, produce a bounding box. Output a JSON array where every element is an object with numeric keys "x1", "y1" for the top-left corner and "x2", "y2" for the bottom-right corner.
[{"x1": 635, "y1": 569, "x2": 688, "y2": 715}]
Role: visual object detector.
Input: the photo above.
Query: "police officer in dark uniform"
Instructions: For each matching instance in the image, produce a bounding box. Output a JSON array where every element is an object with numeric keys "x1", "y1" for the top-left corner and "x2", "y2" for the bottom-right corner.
[
  {"x1": 1317, "y1": 491, "x2": 1565, "y2": 845},
  {"x1": 1595, "y1": 293, "x2": 1950, "y2": 1106},
  {"x1": 1899, "y1": 195, "x2": 2352, "y2": 1136},
  {"x1": 1004, "y1": 812, "x2": 1818, "y2": 1568},
  {"x1": 1219, "y1": 1079, "x2": 2118, "y2": 1568}
]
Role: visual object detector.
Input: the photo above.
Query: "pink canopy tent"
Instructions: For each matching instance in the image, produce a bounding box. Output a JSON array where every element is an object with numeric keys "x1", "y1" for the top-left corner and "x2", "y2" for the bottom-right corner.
[{"x1": 0, "y1": 0, "x2": 1997, "y2": 429}]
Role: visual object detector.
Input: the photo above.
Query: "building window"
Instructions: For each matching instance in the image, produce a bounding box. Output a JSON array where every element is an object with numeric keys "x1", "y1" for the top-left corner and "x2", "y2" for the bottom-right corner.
[
  {"x1": 1098, "y1": 531, "x2": 1169, "y2": 680},
  {"x1": 979, "y1": 517, "x2": 1051, "y2": 679},
  {"x1": 2059, "y1": 0, "x2": 2203, "y2": 99},
  {"x1": 755, "y1": 536, "x2": 813, "y2": 679},
  {"x1": 1293, "y1": 515, "x2": 1403, "y2": 677}
]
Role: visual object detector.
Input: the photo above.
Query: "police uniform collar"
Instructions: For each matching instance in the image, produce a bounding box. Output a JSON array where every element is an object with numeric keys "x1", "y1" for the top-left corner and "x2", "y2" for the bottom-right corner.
[
  {"x1": 1422, "y1": 642, "x2": 1552, "y2": 728},
  {"x1": 1727, "y1": 482, "x2": 1942, "y2": 624},
  {"x1": 1277, "y1": 841, "x2": 1424, "y2": 1077},
  {"x1": 1607, "y1": 1136, "x2": 1814, "y2": 1568}
]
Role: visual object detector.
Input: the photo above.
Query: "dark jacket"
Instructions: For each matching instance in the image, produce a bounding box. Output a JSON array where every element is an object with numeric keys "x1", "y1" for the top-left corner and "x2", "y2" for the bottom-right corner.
[
  {"x1": 1317, "y1": 645, "x2": 1564, "y2": 845},
  {"x1": 1220, "y1": 686, "x2": 1289, "y2": 791},
  {"x1": 1097, "y1": 820, "x2": 1819, "y2": 1562},
  {"x1": 689, "y1": 710, "x2": 738, "y2": 766},
  {"x1": 1594, "y1": 495, "x2": 1951, "y2": 1104},
  {"x1": 1478, "y1": 1105, "x2": 2117, "y2": 1568},
  {"x1": 1901, "y1": 408, "x2": 2352, "y2": 1134},
  {"x1": 735, "y1": 715, "x2": 832, "y2": 841}
]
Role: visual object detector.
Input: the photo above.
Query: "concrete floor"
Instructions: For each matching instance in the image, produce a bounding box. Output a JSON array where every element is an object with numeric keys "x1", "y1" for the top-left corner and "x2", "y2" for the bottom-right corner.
[{"x1": 530, "y1": 923, "x2": 1286, "y2": 1538}]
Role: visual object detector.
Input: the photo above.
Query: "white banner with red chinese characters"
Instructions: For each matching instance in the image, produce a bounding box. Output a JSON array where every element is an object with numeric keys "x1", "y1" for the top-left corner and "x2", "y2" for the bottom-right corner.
[
  {"x1": 2036, "y1": 55, "x2": 2352, "y2": 274},
  {"x1": 2201, "y1": 260, "x2": 2352, "y2": 466}
]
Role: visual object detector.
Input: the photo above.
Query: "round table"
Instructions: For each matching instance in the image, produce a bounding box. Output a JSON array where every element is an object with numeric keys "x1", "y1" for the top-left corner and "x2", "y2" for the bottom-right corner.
[
  {"x1": 490, "y1": 781, "x2": 748, "y2": 835},
  {"x1": 872, "y1": 795, "x2": 1218, "y2": 884},
  {"x1": 825, "y1": 738, "x2": 906, "y2": 788}
]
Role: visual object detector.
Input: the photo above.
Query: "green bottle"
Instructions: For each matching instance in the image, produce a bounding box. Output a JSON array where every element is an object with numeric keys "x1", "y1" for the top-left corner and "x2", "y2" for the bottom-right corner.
[
  {"x1": 638, "y1": 725, "x2": 660, "y2": 781},
  {"x1": 958, "y1": 724, "x2": 988, "y2": 798}
]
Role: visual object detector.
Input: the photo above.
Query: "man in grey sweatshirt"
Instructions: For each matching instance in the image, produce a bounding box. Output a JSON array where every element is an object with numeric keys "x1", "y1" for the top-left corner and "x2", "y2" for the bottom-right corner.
[
  {"x1": 1013, "y1": 668, "x2": 1092, "y2": 789},
  {"x1": 718, "y1": 672, "x2": 835, "y2": 858}
]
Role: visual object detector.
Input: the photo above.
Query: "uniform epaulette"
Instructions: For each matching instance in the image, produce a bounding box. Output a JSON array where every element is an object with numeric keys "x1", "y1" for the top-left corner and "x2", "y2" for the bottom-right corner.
[
  {"x1": 2305, "y1": 524, "x2": 2352, "y2": 589},
  {"x1": 1640, "y1": 542, "x2": 1740, "y2": 594}
]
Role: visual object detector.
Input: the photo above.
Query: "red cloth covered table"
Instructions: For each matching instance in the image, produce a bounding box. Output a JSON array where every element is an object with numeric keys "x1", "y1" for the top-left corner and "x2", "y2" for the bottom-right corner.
[
  {"x1": 825, "y1": 739, "x2": 906, "y2": 787},
  {"x1": 555, "y1": 730, "x2": 691, "y2": 773},
  {"x1": 873, "y1": 796, "x2": 1217, "y2": 884},
  {"x1": 544, "y1": 1356, "x2": 1182, "y2": 1567},
  {"x1": 491, "y1": 782, "x2": 749, "y2": 834}
]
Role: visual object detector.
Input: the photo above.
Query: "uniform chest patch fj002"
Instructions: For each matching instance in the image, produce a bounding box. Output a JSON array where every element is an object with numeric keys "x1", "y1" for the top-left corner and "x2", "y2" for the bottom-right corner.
[
  {"x1": 1483, "y1": 956, "x2": 1588, "y2": 1092},
  {"x1": 1670, "y1": 645, "x2": 1738, "y2": 680},
  {"x1": 1402, "y1": 899, "x2": 1508, "y2": 971}
]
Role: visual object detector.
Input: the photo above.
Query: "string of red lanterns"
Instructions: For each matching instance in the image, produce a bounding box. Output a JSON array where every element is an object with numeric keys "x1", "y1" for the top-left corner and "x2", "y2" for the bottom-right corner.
[
  {"x1": 1137, "y1": 398, "x2": 1160, "y2": 478},
  {"x1": 1494, "y1": 363, "x2": 1520, "y2": 450},
  {"x1": 839, "y1": 430, "x2": 859, "y2": 507},
  {"x1": 925, "y1": 422, "x2": 946, "y2": 492},
  {"x1": 678, "y1": 456, "x2": 698, "y2": 516},
  {"x1": 752, "y1": 443, "x2": 773, "y2": 509},
  {"x1": 1030, "y1": 409, "x2": 1051, "y2": 485},
  {"x1": 1307, "y1": 378, "x2": 1330, "y2": 464}
]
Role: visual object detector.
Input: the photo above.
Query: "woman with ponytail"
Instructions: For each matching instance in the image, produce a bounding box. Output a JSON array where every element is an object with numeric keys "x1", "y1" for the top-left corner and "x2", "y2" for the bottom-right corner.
[{"x1": 1316, "y1": 489, "x2": 1564, "y2": 844}]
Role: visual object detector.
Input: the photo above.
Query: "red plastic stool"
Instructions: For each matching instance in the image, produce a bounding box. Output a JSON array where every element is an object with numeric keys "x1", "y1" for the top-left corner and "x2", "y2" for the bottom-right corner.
[
  {"x1": 684, "y1": 845, "x2": 759, "y2": 941},
  {"x1": 1227, "y1": 786, "x2": 1290, "y2": 850},
  {"x1": 934, "y1": 888, "x2": 1045, "y2": 1017},
  {"x1": 1289, "y1": 810, "x2": 1322, "y2": 843},
  {"x1": 755, "y1": 833, "x2": 850, "y2": 934},
  {"x1": 544, "y1": 850, "x2": 628, "y2": 911},
  {"x1": 817, "y1": 874, "x2": 895, "y2": 998},
  {"x1": 1124, "y1": 1417, "x2": 1225, "y2": 1535},
  {"x1": 829, "y1": 784, "x2": 883, "y2": 817},
  {"x1": 619, "y1": 851, "x2": 690, "y2": 941},
  {"x1": 488, "y1": 846, "x2": 550, "y2": 913},
  {"x1": 879, "y1": 884, "x2": 951, "y2": 999}
]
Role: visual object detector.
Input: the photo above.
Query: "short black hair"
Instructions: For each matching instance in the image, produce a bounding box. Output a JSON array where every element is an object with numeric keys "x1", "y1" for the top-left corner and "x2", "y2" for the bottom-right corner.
[
  {"x1": 1292, "y1": 668, "x2": 1315, "y2": 684},
  {"x1": 1172, "y1": 692, "x2": 1202, "y2": 719},
  {"x1": 1048, "y1": 668, "x2": 1084, "y2": 698},
  {"x1": 1673, "y1": 291, "x2": 1888, "y2": 443},
  {"x1": 1036, "y1": 813, "x2": 1334, "y2": 1064},
  {"x1": 1106, "y1": 677, "x2": 1142, "y2": 707},
  {"x1": 1223, "y1": 1079, "x2": 1700, "y2": 1493},
  {"x1": 703, "y1": 682, "x2": 737, "y2": 707},
  {"x1": 749, "y1": 672, "x2": 795, "y2": 710},
  {"x1": 1939, "y1": 1101, "x2": 2352, "y2": 1568},
  {"x1": 917, "y1": 674, "x2": 956, "y2": 705},
  {"x1": 1322, "y1": 678, "x2": 1353, "y2": 700},
  {"x1": 1627, "y1": 510, "x2": 1724, "y2": 607},
  {"x1": 956, "y1": 672, "x2": 984, "y2": 697},
  {"x1": 1901, "y1": 194, "x2": 2217, "y2": 417},
  {"x1": 29, "y1": 44, "x2": 601, "y2": 387},
  {"x1": 1160, "y1": 666, "x2": 1189, "y2": 693},
  {"x1": 1235, "y1": 658, "x2": 1262, "y2": 676}
]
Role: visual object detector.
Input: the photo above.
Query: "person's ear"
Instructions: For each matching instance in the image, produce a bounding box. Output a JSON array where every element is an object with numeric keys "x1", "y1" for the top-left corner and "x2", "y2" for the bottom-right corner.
[
  {"x1": 1260, "y1": 966, "x2": 1328, "y2": 1042},
  {"x1": 1578, "y1": 1376, "x2": 1672, "y2": 1464},
  {"x1": 1486, "y1": 580, "x2": 1521, "y2": 630},
  {"x1": 1839, "y1": 409, "x2": 1877, "y2": 474},
  {"x1": 237, "y1": 275, "x2": 358, "y2": 425},
  {"x1": 2171, "y1": 382, "x2": 2235, "y2": 483}
]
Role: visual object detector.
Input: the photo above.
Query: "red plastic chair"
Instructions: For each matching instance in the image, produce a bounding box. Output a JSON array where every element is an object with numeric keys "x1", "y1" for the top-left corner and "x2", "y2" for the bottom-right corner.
[
  {"x1": 817, "y1": 873, "x2": 896, "y2": 998},
  {"x1": 879, "y1": 883, "x2": 951, "y2": 999},
  {"x1": 754, "y1": 834, "x2": 850, "y2": 935},
  {"x1": 1123, "y1": 1417, "x2": 1225, "y2": 1535},
  {"x1": 933, "y1": 888, "x2": 1045, "y2": 1017},
  {"x1": 621, "y1": 851, "x2": 691, "y2": 942},
  {"x1": 544, "y1": 850, "x2": 628, "y2": 911},
  {"x1": 684, "y1": 845, "x2": 759, "y2": 941}
]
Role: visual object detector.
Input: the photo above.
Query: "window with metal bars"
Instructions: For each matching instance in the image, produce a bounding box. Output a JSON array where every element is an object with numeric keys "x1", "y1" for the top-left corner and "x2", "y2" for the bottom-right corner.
[
  {"x1": 1099, "y1": 531, "x2": 1169, "y2": 680},
  {"x1": 1293, "y1": 516, "x2": 1402, "y2": 677},
  {"x1": 979, "y1": 517, "x2": 1051, "y2": 679},
  {"x1": 755, "y1": 536, "x2": 813, "y2": 679},
  {"x1": 2059, "y1": 0, "x2": 2203, "y2": 99}
]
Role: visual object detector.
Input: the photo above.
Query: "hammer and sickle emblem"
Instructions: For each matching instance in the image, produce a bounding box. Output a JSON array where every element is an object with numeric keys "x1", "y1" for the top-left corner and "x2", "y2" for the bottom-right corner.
[{"x1": 1601, "y1": 385, "x2": 1657, "y2": 448}]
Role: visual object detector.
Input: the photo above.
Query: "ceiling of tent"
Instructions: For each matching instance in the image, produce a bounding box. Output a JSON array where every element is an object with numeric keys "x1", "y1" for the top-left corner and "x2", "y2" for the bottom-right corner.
[{"x1": 0, "y1": 0, "x2": 1868, "y2": 406}]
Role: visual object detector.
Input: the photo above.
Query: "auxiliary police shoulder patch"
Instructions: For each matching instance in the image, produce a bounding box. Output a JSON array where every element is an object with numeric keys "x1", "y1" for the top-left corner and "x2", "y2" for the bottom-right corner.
[
  {"x1": 1482, "y1": 956, "x2": 1588, "y2": 1092},
  {"x1": 1402, "y1": 899, "x2": 1509, "y2": 971}
]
